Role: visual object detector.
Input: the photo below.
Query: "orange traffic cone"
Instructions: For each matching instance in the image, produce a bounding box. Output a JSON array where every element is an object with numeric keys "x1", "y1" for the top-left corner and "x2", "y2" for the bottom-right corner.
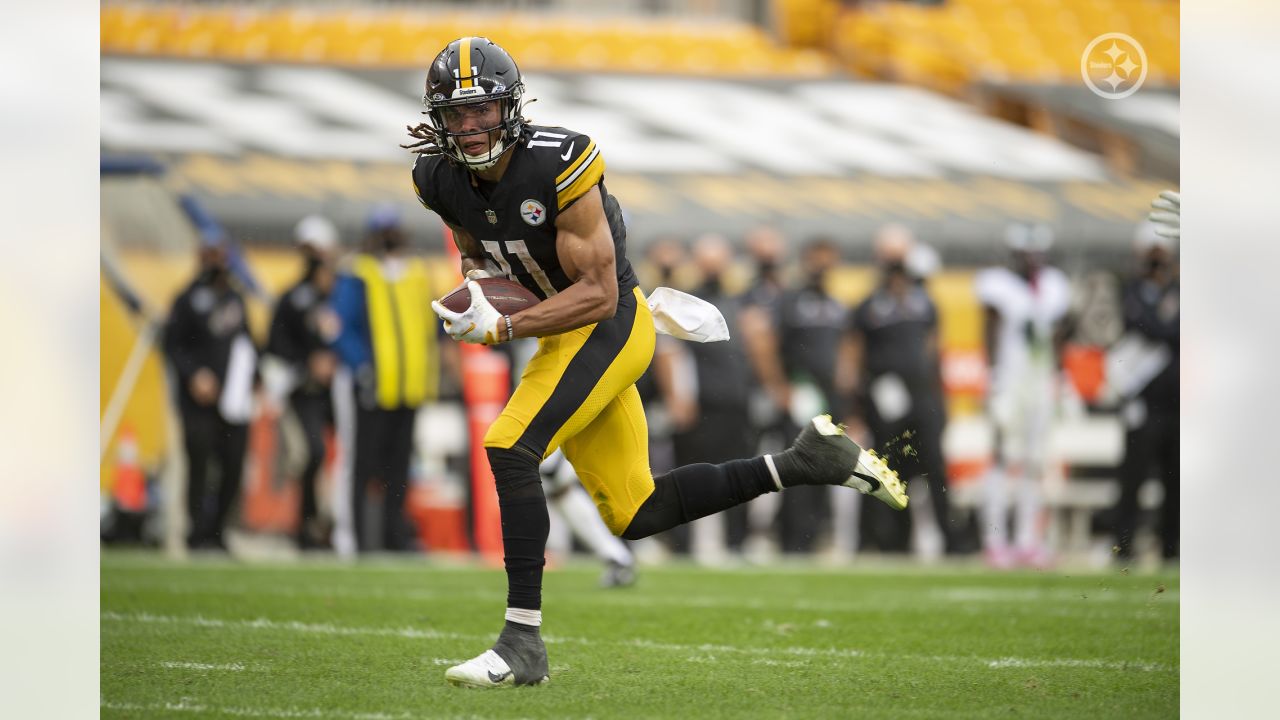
[{"x1": 113, "y1": 425, "x2": 147, "y2": 513}]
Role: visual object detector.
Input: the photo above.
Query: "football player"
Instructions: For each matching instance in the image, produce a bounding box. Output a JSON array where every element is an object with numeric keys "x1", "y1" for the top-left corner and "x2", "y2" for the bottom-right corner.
[
  {"x1": 975, "y1": 224, "x2": 1073, "y2": 569},
  {"x1": 405, "y1": 37, "x2": 908, "y2": 688}
]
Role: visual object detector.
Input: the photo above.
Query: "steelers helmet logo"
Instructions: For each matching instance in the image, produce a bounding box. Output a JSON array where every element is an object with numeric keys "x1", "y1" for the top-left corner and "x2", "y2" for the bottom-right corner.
[
  {"x1": 1081, "y1": 33, "x2": 1148, "y2": 100},
  {"x1": 520, "y1": 199, "x2": 546, "y2": 226}
]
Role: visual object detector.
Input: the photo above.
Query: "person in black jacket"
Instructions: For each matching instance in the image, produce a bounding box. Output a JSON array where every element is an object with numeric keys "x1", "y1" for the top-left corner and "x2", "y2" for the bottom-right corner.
[
  {"x1": 163, "y1": 237, "x2": 256, "y2": 551},
  {"x1": 842, "y1": 226, "x2": 954, "y2": 554},
  {"x1": 1112, "y1": 221, "x2": 1179, "y2": 561},
  {"x1": 773, "y1": 238, "x2": 849, "y2": 553},
  {"x1": 671, "y1": 233, "x2": 755, "y2": 560},
  {"x1": 265, "y1": 215, "x2": 341, "y2": 549}
]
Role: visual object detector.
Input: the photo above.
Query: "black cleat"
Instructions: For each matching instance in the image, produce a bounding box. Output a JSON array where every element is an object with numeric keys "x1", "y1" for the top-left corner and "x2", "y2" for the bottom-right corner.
[{"x1": 446, "y1": 621, "x2": 549, "y2": 688}]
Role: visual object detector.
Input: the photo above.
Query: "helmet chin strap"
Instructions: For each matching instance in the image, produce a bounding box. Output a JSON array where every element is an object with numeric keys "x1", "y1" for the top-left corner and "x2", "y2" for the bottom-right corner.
[{"x1": 453, "y1": 136, "x2": 507, "y2": 171}]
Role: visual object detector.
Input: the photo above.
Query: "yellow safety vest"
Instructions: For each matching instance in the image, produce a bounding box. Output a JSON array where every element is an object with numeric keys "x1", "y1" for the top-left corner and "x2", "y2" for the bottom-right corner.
[{"x1": 352, "y1": 254, "x2": 437, "y2": 409}]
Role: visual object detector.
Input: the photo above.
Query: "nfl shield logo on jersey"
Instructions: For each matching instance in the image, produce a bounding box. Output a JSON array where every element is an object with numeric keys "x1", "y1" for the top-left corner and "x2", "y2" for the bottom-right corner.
[{"x1": 520, "y1": 199, "x2": 546, "y2": 227}]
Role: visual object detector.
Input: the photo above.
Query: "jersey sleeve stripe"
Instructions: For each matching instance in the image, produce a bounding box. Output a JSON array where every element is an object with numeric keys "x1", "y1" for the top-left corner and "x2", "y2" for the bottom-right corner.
[
  {"x1": 555, "y1": 149, "x2": 605, "y2": 210},
  {"x1": 555, "y1": 140, "x2": 598, "y2": 186},
  {"x1": 411, "y1": 169, "x2": 430, "y2": 209}
]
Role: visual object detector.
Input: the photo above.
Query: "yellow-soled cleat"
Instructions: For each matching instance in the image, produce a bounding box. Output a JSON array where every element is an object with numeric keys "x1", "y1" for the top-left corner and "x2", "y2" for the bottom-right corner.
[{"x1": 846, "y1": 447, "x2": 908, "y2": 511}]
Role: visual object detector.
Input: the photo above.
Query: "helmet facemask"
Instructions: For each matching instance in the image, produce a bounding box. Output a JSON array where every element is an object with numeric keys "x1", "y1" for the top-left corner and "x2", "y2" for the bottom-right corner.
[{"x1": 421, "y1": 84, "x2": 525, "y2": 171}]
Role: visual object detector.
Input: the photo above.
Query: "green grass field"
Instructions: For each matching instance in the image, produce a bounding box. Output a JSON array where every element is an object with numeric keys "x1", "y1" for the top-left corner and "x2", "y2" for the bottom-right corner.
[{"x1": 101, "y1": 551, "x2": 1177, "y2": 719}]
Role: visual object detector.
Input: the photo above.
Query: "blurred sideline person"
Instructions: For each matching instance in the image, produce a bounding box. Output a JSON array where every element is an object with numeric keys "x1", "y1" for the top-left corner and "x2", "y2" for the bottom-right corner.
[
  {"x1": 1110, "y1": 216, "x2": 1179, "y2": 562},
  {"x1": 637, "y1": 236, "x2": 688, "y2": 479},
  {"x1": 162, "y1": 232, "x2": 256, "y2": 551},
  {"x1": 636, "y1": 237, "x2": 694, "y2": 561},
  {"x1": 263, "y1": 215, "x2": 342, "y2": 550},
  {"x1": 737, "y1": 225, "x2": 791, "y2": 559},
  {"x1": 840, "y1": 226, "x2": 955, "y2": 555},
  {"x1": 499, "y1": 338, "x2": 638, "y2": 587},
  {"x1": 975, "y1": 224, "x2": 1071, "y2": 569},
  {"x1": 331, "y1": 205, "x2": 441, "y2": 552},
  {"x1": 740, "y1": 224, "x2": 791, "y2": 444},
  {"x1": 407, "y1": 38, "x2": 906, "y2": 688},
  {"x1": 671, "y1": 234, "x2": 754, "y2": 562},
  {"x1": 772, "y1": 238, "x2": 849, "y2": 554}
]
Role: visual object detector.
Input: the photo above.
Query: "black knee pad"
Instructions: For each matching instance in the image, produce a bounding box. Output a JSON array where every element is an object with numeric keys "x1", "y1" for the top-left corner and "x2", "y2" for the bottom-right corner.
[{"x1": 486, "y1": 445, "x2": 544, "y2": 503}]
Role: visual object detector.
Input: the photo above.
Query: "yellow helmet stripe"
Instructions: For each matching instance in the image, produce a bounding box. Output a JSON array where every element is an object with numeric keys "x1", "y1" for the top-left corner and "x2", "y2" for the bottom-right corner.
[{"x1": 458, "y1": 36, "x2": 474, "y2": 89}]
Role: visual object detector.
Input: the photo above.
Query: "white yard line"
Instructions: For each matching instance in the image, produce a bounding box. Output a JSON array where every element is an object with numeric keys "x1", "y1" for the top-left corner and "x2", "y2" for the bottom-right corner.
[
  {"x1": 101, "y1": 698, "x2": 419, "y2": 719},
  {"x1": 159, "y1": 661, "x2": 247, "y2": 672},
  {"x1": 103, "y1": 611, "x2": 477, "y2": 642},
  {"x1": 982, "y1": 657, "x2": 1170, "y2": 672},
  {"x1": 102, "y1": 611, "x2": 1175, "y2": 673},
  {"x1": 931, "y1": 587, "x2": 1180, "y2": 604}
]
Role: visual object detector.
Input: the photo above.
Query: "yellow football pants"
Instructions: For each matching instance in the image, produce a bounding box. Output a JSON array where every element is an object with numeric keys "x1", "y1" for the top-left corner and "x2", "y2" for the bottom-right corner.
[{"x1": 484, "y1": 287, "x2": 656, "y2": 534}]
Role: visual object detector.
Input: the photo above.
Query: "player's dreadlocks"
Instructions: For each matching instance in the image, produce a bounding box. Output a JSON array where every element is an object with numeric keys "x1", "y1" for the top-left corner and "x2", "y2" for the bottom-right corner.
[{"x1": 401, "y1": 114, "x2": 443, "y2": 156}]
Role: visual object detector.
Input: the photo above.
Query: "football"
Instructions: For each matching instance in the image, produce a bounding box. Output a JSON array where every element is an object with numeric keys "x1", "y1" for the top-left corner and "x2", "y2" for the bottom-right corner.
[{"x1": 438, "y1": 277, "x2": 541, "y2": 316}]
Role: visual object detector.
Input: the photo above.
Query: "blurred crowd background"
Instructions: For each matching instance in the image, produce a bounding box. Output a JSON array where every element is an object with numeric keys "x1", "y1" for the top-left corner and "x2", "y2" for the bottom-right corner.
[{"x1": 99, "y1": 0, "x2": 1179, "y2": 569}]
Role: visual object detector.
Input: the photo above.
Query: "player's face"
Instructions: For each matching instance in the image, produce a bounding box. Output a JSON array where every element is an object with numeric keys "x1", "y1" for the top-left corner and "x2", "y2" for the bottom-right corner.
[
  {"x1": 803, "y1": 246, "x2": 839, "y2": 277},
  {"x1": 1013, "y1": 249, "x2": 1044, "y2": 276},
  {"x1": 1144, "y1": 246, "x2": 1172, "y2": 274},
  {"x1": 440, "y1": 101, "x2": 503, "y2": 156}
]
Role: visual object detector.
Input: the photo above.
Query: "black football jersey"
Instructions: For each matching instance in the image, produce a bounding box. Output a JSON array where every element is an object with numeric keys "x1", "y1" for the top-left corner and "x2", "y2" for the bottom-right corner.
[{"x1": 412, "y1": 125, "x2": 638, "y2": 301}]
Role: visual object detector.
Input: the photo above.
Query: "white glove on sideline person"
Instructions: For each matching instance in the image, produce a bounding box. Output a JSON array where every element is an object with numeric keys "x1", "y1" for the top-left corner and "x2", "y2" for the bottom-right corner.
[
  {"x1": 1149, "y1": 190, "x2": 1180, "y2": 240},
  {"x1": 431, "y1": 281, "x2": 509, "y2": 345}
]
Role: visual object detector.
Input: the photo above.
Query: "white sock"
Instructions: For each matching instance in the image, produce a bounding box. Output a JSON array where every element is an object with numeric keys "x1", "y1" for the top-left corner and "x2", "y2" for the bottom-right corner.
[
  {"x1": 983, "y1": 466, "x2": 1009, "y2": 549},
  {"x1": 504, "y1": 608, "x2": 542, "y2": 627},
  {"x1": 1014, "y1": 472, "x2": 1043, "y2": 552},
  {"x1": 551, "y1": 486, "x2": 633, "y2": 566},
  {"x1": 763, "y1": 454, "x2": 783, "y2": 491}
]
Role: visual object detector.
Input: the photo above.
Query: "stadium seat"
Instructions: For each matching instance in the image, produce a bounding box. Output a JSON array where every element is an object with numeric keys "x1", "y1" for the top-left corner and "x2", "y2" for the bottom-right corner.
[
  {"x1": 826, "y1": 0, "x2": 1177, "y2": 92},
  {"x1": 99, "y1": 1, "x2": 836, "y2": 78}
]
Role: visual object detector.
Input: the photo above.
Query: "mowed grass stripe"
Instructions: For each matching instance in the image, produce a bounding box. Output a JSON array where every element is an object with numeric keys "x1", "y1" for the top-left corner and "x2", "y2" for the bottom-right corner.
[{"x1": 102, "y1": 611, "x2": 1175, "y2": 673}]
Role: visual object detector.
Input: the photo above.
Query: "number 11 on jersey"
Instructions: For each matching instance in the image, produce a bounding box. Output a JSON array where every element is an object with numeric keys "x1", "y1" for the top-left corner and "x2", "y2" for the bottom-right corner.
[{"x1": 481, "y1": 239, "x2": 558, "y2": 298}]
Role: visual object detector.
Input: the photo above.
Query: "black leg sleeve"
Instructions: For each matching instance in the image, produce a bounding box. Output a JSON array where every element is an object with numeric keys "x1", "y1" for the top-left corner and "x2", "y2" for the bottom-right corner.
[
  {"x1": 1157, "y1": 412, "x2": 1179, "y2": 559},
  {"x1": 621, "y1": 458, "x2": 777, "y2": 541},
  {"x1": 181, "y1": 407, "x2": 215, "y2": 545},
  {"x1": 292, "y1": 393, "x2": 328, "y2": 529},
  {"x1": 487, "y1": 446, "x2": 550, "y2": 611},
  {"x1": 1113, "y1": 422, "x2": 1151, "y2": 559},
  {"x1": 212, "y1": 418, "x2": 248, "y2": 542},
  {"x1": 382, "y1": 408, "x2": 416, "y2": 551}
]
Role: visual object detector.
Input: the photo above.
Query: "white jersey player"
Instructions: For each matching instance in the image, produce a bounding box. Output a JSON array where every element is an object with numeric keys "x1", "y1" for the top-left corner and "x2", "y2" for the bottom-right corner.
[
  {"x1": 539, "y1": 448, "x2": 637, "y2": 587},
  {"x1": 975, "y1": 224, "x2": 1071, "y2": 568}
]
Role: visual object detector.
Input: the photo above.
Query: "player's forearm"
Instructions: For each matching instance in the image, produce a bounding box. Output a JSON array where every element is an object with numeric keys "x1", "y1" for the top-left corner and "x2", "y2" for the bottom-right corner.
[{"x1": 509, "y1": 277, "x2": 617, "y2": 338}]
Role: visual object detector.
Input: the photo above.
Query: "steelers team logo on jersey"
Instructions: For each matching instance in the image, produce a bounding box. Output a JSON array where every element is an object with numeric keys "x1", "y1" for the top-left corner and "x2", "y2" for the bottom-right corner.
[{"x1": 520, "y1": 199, "x2": 547, "y2": 227}]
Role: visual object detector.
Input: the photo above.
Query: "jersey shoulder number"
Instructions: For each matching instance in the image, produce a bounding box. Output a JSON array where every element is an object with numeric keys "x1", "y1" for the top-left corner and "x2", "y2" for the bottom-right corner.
[{"x1": 524, "y1": 126, "x2": 605, "y2": 212}]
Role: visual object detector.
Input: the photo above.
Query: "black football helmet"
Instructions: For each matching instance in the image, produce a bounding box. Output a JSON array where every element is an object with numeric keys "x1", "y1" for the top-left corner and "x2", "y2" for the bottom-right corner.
[{"x1": 420, "y1": 37, "x2": 526, "y2": 170}]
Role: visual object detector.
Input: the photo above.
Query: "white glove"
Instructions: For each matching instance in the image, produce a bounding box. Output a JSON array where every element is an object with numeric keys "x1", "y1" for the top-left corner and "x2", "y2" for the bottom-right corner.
[
  {"x1": 430, "y1": 281, "x2": 509, "y2": 345},
  {"x1": 464, "y1": 258, "x2": 503, "y2": 281},
  {"x1": 1148, "y1": 190, "x2": 1180, "y2": 240}
]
